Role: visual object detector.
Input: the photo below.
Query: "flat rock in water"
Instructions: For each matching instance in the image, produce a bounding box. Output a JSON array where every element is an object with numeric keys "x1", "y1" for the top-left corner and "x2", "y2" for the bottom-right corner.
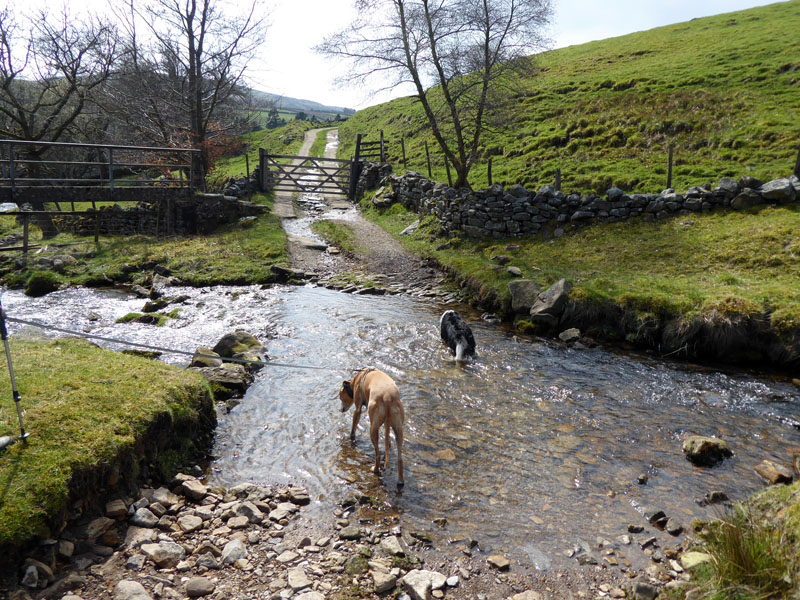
[
  {"x1": 754, "y1": 459, "x2": 793, "y2": 485},
  {"x1": 287, "y1": 566, "x2": 311, "y2": 591},
  {"x1": 380, "y1": 535, "x2": 405, "y2": 556},
  {"x1": 487, "y1": 555, "x2": 510, "y2": 570},
  {"x1": 511, "y1": 592, "x2": 543, "y2": 600},
  {"x1": 181, "y1": 479, "x2": 208, "y2": 500},
  {"x1": 682, "y1": 435, "x2": 732, "y2": 467},
  {"x1": 340, "y1": 525, "x2": 361, "y2": 540}
]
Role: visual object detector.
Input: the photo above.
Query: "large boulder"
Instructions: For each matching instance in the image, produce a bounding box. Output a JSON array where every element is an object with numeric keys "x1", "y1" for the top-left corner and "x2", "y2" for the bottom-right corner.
[
  {"x1": 759, "y1": 177, "x2": 797, "y2": 203},
  {"x1": 682, "y1": 435, "x2": 732, "y2": 467},
  {"x1": 212, "y1": 330, "x2": 265, "y2": 358},
  {"x1": 731, "y1": 188, "x2": 762, "y2": 210},
  {"x1": 508, "y1": 280, "x2": 541, "y2": 314},
  {"x1": 188, "y1": 364, "x2": 254, "y2": 400},
  {"x1": 529, "y1": 279, "x2": 573, "y2": 328}
]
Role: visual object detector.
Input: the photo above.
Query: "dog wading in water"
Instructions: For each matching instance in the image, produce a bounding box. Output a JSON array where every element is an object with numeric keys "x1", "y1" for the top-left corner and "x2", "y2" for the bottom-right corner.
[
  {"x1": 440, "y1": 310, "x2": 476, "y2": 362},
  {"x1": 339, "y1": 368, "x2": 405, "y2": 488}
]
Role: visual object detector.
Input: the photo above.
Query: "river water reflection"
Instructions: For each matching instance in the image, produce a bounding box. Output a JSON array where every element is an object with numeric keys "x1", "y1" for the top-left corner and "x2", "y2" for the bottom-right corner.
[{"x1": 3, "y1": 284, "x2": 799, "y2": 569}]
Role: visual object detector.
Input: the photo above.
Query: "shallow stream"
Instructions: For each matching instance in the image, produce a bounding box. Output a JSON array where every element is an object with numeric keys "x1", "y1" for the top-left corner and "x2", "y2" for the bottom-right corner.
[{"x1": 3, "y1": 284, "x2": 799, "y2": 570}]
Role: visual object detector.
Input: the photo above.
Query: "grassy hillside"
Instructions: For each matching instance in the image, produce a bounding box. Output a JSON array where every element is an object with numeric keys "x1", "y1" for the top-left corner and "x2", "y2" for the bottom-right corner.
[{"x1": 339, "y1": 1, "x2": 800, "y2": 194}]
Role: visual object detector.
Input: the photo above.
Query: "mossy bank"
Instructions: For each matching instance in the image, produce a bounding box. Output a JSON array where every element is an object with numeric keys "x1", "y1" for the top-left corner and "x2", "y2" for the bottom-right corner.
[{"x1": 0, "y1": 339, "x2": 215, "y2": 564}]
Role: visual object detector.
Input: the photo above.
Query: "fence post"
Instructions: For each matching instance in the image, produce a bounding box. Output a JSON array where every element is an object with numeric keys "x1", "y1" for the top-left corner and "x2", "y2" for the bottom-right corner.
[
  {"x1": 555, "y1": 168, "x2": 561, "y2": 192},
  {"x1": 245, "y1": 153, "x2": 250, "y2": 180},
  {"x1": 794, "y1": 144, "x2": 800, "y2": 179},
  {"x1": 7, "y1": 142, "x2": 15, "y2": 202},
  {"x1": 667, "y1": 144, "x2": 674, "y2": 189},
  {"x1": 379, "y1": 130, "x2": 385, "y2": 163},
  {"x1": 488, "y1": 158, "x2": 493, "y2": 186},
  {"x1": 22, "y1": 214, "x2": 28, "y2": 261},
  {"x1": 444, "y1": 155, "x2": 453, "y2": 187},
  {"x1": 355, "y1": 134, "x2": 363, "y2": 164},
  {"x1": 94, "y1": 212, "x2": 100, "y2": 244},
  {"x1": 189, "y1": 151, "x2": 195, "y2": 194},
  {"x1": 108, "y1": 147, "x2": 114, "y2": 203},
  {"x1": 401, "y1": 137, "x2": 407, "y2": 171},
  {"x1": 424, "y1": 141, "x2": 432, "y2": 178}
]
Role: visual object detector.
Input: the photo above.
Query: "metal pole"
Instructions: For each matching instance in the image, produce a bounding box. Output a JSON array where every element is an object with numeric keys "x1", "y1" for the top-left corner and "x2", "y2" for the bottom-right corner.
[{"x1": 0, "y1": 299, "x2": 29, "y2": 442}]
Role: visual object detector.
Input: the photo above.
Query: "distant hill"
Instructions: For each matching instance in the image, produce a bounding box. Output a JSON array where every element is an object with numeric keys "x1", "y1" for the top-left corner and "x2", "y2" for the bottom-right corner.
[
  {"x1": 250, "y1": 90, "x2": 355, "y2": 118},
  {"x1": 338, "y1": 1, "x2": 800, "y2": 193}
]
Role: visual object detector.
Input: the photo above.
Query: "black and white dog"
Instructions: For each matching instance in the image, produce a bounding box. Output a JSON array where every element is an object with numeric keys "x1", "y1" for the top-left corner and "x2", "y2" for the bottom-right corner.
[{"x1": 440, "y1": 310, "x2": 476, "y2": 362}]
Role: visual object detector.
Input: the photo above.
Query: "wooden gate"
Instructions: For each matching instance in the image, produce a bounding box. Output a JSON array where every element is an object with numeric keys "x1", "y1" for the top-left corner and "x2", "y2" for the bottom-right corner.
[{"x1": 258, "y1": 150, "x2": 355, "y2": 200}]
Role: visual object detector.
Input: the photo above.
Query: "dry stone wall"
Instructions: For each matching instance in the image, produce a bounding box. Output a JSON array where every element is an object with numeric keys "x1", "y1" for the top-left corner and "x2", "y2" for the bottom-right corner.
[{"x1": 368, "y1": 166, "x2": 800, "y2": 239}]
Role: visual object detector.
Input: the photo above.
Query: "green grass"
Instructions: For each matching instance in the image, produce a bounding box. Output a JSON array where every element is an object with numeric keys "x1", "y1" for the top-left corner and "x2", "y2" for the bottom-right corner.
[
  {"x1": 309, "y1": 127, "x2": 334, "y2": 158},
  {"x1": 207, "y1": 120, "x2": 317, "y2": 187},
  {"x1": 339, "y1": 1, "x2": 800, "y2": 194},
  {"x1": 0, "y1": 339, "x2": 213, "y2": 552},
  {"x1": 359, "y1": 199, "x2": 800, "y2": 338},
  {"x1": 688, "y1": 482, "x2": 800, "y2": 599},
  {"x1": 311, "y1": 220, "x2": 363, "y2": 253},
  {"x1": 0, "y1": 193, "x2": 290, "y2": 288}
]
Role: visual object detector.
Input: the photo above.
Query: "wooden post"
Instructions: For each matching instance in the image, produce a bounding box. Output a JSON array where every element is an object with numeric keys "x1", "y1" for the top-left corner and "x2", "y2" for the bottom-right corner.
[
  {"x1": 245, "y1": 153, "x2": 250, "y2": 180},
  {"x1": 401, "y1": 137, "x2": 407, "y2": 170},
  {"x1": 94, "y1": 212, "x2": 100, "y2": 244},
  {"x1": 667, "y1": 144, "x2": 674, "y2": 189},
  {"x1": 488, "y1": 158, "x2": 493, "y2": 186},
  {"x1": 794, "y1": 144, "x2": 800, "y2": 178},
  {"x1": 7, "y1": 142, "x2": 15, "y2": 202},
  {"x1": 355, "y1": 134, "x2": 363, "y2": 164},
  {"x1": 22, "y1": 214, "x2": 28, "y2": 261},
  {"x1": 444, "y1": 155, "x2": 453, "y2": 187},
  {"x1": 189, "y1": 151, "x2": 195, "y2": 194},
  {"x1": 555, "y1": 168, "x2": 561, "y2": 192},
  {"x1": 379, "y1": 130, "x2": 385, "y2": 163},
  {"x1": 108, "y1": 148, "x2": 114, "y2": 203},
  {"x1": 424, "y1": 141, "x2": 432, "y2": 178}
]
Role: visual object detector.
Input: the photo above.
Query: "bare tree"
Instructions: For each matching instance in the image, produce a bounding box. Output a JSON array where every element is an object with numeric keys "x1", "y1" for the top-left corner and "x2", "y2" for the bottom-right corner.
[
  {"x1": 0, "y1": 6, "x2": 119, "y2": 237},
  {"x1": 108, "y1": 0, "x2": 268, "y2": 177},
  {"x1": 318, "y1": 0, "x2": 552, "y2": 189}
]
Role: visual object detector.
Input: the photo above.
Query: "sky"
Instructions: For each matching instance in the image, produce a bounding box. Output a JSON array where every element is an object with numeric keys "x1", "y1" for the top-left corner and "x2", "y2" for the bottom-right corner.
[{"x1": 12, "y1": 0, "x2": 782, "y2": 110}]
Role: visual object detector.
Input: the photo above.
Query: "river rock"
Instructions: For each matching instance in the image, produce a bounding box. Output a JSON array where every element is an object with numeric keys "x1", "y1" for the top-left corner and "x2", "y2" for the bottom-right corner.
[
  {"x1": 178, "y1": 515, "x2": 204, "y2": 533},
  {"x1": 401, "y1": 219, "x2": 420, "y2": 236},
  {"x1": 221, "y1": 539, "x2": 248, "y2": 565},
  {"x1": 289, "y1": 487, "x2": 311, "y2": 505},
  {"x1": 141, "y1": 541, "x2": 185, "y2": 568},
  {"x1": 698, "y1": 490, "x2": 729, "y2": 506},
  {"x1": 508, "y1": 280, "x2": 541, "y2": 314},
  {"x1": 213, "y1": 330, "x2": 265, "y2": 358},
  {"x1": 380, "y1": 535, "x2": 405, "y2": 556},
  {"x1": 185, "y1": 577, "x2": 215, "y2": 597},
  {"x1": 105, "y1": 499, "x2": 128, "y2": 519},
  {"x1": 180, "y1": 478, "x2": 207, "y2": 500},
  {"x1": 234, "y1": 501, "x2": 264, "y2": 523},
  {"x1": 191, "y1": 347, "x2": 223, "y2": 368},
  {"x1": 682, "y1": 435, "x2": 732, "y2": 466},
  {"x1": 130, "y1": 508, "x2": 158, "y2": 528},
  {"x1": 529, "y1": 279, "x2": 573, "y2": 328},
  {"x1": 754, "y1": 460, "x2": 793, "y2": 485},
  {"x1": 402, "y1": 569, "x2": 446, "y2": 600},
  {"x1": 487, "y1": 554, "x2": 510, "y2": 570},
  {"x1": 373, "y1": 570, "x2": 397, "y2": 593},
  {"x1": 269, "y1": 502, "x2": 297, "y2": 522},
  {"x1": 511, "y1": 592, "x2": 543, "y2": 600},
  {"x1": 558, "y1": 328, "x2": 581, "y2": 343},
  {"x1": 680, "y1": 551, "x2": 713, "y2": 570},
  {"x1": 288, "y1": 566, "x2": 311, "y2": 590},
  {"x1": 507, "y1": 266, "x2": 523, "y2": 277},
  {"x1": 86, "y1": 516, "x2": 115, "y2": 540},
  {"x1": 340, "y1": 525, "x2": 362, "y2": 540},
  {"x1": 114, "y1": 580, "x2": 153, "y2": 600},
  {"x1": 124, "y1": 526, "x2": 158, "y2": 548},
  {"x1": 295, "y1": 593, "x2": 325, "y2": 600},
  {"x1": 189, "y1": 365, "x2": 254, "y2": 400},
  {"x1": 630, "y1": 581, "x2": 658, "y2": 600}
]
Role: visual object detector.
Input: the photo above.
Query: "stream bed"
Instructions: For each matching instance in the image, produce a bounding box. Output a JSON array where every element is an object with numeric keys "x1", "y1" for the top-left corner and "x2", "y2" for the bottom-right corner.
[{"x1": 3, "y1": 283, "x2": 799, "y2": 570}]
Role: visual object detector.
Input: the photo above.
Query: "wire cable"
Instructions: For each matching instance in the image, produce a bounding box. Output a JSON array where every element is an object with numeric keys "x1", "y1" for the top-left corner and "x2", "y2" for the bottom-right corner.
[{"x1": 5, "y1": 315, "x2": 338, "y2": 372}]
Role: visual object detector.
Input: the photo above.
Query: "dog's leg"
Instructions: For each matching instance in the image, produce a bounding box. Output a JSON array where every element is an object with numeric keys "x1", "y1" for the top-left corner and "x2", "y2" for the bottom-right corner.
[
  {"x1": 383, "y1": 421, "x2": 391, "y2": 472},
  {"x1": 350, "y1": 404, "x2": 362, "y2": 441},
  {"x1": 394, "y1": 424, "x2": 405, "y2": 488},
  {"x1": 370, "y1": 423, "x2": 381, "y2": 475}
]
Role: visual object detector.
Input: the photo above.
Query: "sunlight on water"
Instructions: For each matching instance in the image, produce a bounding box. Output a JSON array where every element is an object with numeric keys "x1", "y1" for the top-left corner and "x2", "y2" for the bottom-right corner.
[{"x1": 3, "y1": 284, "x2": 799, "y2": 568}]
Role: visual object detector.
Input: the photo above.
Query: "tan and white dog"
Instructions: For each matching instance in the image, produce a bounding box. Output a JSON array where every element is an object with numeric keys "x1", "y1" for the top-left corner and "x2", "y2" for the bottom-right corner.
[{"x1": 339, "y1": 368, "x2": 405, "y2": 488}]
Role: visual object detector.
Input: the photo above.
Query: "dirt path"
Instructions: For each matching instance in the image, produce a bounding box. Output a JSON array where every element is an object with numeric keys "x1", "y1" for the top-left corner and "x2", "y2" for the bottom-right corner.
[{"x1": 277, "y1": 129, "x2": 449, "y2": 294}]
